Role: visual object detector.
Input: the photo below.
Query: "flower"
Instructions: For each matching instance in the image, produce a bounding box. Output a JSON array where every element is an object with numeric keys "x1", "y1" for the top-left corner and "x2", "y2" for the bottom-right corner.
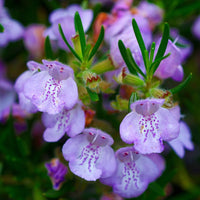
[
  {"x1": 45, "y1": 158, "x2": 68, "y2": 190},
  {"x1": 23, "y1": 24, "x2": 46, "y2": 58},
  {"x1": 14, "y1": 70, "x2": 38, "y2": 113},
  {"x1": 110, "y1": 23, "x2": 150, "y2": 69},
  {"x1": 120, "y1": 99, "x2": 180, "y2": 154},
  {"x1": 0, "y1": 0, "x2": 24, "y2": 46},
  {"x1": 15, "y1": 60, "x2": 78, "y2": 115},
  {"x1": 0, "y1": 78, "x2": 16, "y2": 120},
  {"x1": 101, "y1": 147, "x2": 165, "y2": 198},
  {"x1": 154, "y1": 39, "x2": 183, "y2": 81},
  {"x1": 62, "y1": 128, "x2": 116, "y2": 181},
  {"x1": 137, "y1": 1, "x2": 163, "y2": 28},
  {"x1": 44, "y1": 4, "x2": 93, "y2": 50},
  {"x1": 192, "y1": 15, "x2": 200, "y2": 40},
  {"x1": 42, "y1": 102, "x2": 85, "y2": 142},
  {"x1": 170, "y1": 28, "x2": 193, "y2": 63},
  {"x1": 168, "y1": 122, "x2": 194, "y2": 158},
  {"x1": 168, "y1": 105, "x2": 194, "y2": 158}
]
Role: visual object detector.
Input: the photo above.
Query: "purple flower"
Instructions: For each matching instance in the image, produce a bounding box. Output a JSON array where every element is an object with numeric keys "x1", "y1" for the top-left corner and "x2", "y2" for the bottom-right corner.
[
  {"x1": 192, "y1": 16, "x2": 200, "y2": 40},
  {"x1": 0, "y1": 79, "x2": 16, "y2": 120},
  {"x1": 62, "y1": 128, "x2": 116, "y2": 181},
  {"x1": 168, "y1": 122, "x2": 194, "y2": 158},
  {"x1": 137, "y1": 1, "x2": 163, "y2": 28},
  {"x1": 170, "y1": 28, "x2": 193, "y2": 63},
  {"x1": 154, "y1": 39, "x2": 183, "y2": 81},
  {"x1": 0, "y1": 1, "x2": 24, "y2": 46},
  {"x1": 23, "y1": 24, "x2": 46, "y2": 58},
  {"x1": 101, "y1": 147, "x2": 165, "y2": 198},
  {"x1": 15, "y1": 60, "x2": 78, "y2": 115},
  {"x1": 15, "y1": 70, "x2": 38, "y2": 113},
  {"x1": 45, "y1": 158, "x2": 68, "y2": 190},
  {"x1": 42, "y1": 102, "x2": 85, "y2": 142},
  {"x1": 45, "y1": 4, "x2": 93, "y2": 50},
  {"x1": 110, "y1": 19, "x2": 152, "y2": 68},
  {"x1": 120, "y1": 99, "x2": 180, "y2": 154},
  {"x1": 104, "y1": 13, "x2": 151, "y2": 46},
  {"x1": 168, "y1": 105, "x2": 194, "y2": 158}
]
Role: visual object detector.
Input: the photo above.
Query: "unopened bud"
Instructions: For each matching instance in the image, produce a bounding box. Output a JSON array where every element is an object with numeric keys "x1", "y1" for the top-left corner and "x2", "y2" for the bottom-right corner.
[
  {"x1": 91, "y1": 56, "x2": 115, "y2": 74},
  {"x1": 123, "y1": 73, "x2": 145, "y2": 87}
]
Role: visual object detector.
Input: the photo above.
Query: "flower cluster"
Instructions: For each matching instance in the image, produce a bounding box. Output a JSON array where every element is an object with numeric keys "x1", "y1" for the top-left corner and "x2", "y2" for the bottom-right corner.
[{"x1": 1, "y1": 0, "x2": 197, "y2": 199}]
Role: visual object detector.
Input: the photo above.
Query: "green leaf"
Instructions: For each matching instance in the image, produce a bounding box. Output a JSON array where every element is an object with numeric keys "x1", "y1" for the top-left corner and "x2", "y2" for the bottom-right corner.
[
  {"x1": 33, "y1": 186, "x2": 46, "y2": 200},
  {"x1": 88, "y1": 26, "x2": 104, "y2": 61},
  {"x1": 16, "y1": 137, "x2": 30, "y2": 157},
  {"x1": 45, "y1": 36, "x2": 54, "y2": 59},
  {"x1": 151, "y1": 23, "x2": 169, "y2": 74},
  {"x1": 128, "y1": 92, "x2": 138, "y2": 112},
  {"x1": 0, "y1": 24, "x2": 4, "y2": 33},
  {"x1": 58, "y1": 24, "x2": 82, "y2": 62},
  {"x1": 74, "y1": 12, "x2": 86, "y2": 57},
  {"x1": 132, "y1": 18, "x2": 148, "y2": 70},
  {"x1": 0, "y1": 162, "x2": 3, "y2": 175},
  {"x1": 149, "y1": 182, "x2": 165, "y2": 196},
  {"x1": 126, "y1": 48, "x2": 146, "y2": 78},
  {"x1": 118, "y1": 40, "x2": 137, "y2": 75},
  {"x1": 144, "y1": 49, "x2": 150, "y2": 70},
  {"x1": 170, "y1": 73, "x2": 192, "y2": 94},
  {"x1": 58, "y1": 49, "x2": 68, "y2": 63},
  {"x1": 86, "y1": 87, "x2": 99, "y2": 101},
  {"x1": 43, "y1": 190, "x2": 63, "y2": 198},
  {"x1": 150, "y1": 53, "x2": 171, "y2": 72},
  {"x1": 149, "y1": 42, "x2": 156, "y2": 64}
]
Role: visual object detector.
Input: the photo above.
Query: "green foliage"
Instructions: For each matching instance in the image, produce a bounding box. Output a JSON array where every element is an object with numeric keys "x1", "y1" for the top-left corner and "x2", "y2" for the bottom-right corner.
[
  {"x1": 0, "y1": 24, "x2": 4, "y2": 32},
  {"x1": 170, "y1": 73, "x2": 192, "y2": 94},
  {"x1": 45, "y1": 36, "x2": 54, "y2": 60}
]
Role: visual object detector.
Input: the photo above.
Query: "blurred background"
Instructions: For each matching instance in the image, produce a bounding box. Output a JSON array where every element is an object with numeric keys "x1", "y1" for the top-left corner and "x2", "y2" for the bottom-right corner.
[{"x1": 0, "y1": 0, "x2": 200, "y2": 199}]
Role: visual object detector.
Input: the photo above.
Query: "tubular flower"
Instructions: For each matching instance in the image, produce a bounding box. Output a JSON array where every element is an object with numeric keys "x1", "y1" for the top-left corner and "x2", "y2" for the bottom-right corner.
[
  {"x1": 120, "y1": 99, "x2": 180, "y2": 154},
  {"x1": 45, "y1": 158, "x2": 68, "y2": 190},
  {"x1": 101, "y1": 147, "x2": 165, "y2": 198},
  {"x1": 16, "y1": 60, "x2": 78, "y2": 115},
  {"x1": 62, "y1": 128, "x2": 116, "y2": 181},
  {"x1": 168, "y1": 105, "x2": 194, "y2": 158},
  {"x1": 42, "y1": 102, "x2": 85, "y2": 142}
]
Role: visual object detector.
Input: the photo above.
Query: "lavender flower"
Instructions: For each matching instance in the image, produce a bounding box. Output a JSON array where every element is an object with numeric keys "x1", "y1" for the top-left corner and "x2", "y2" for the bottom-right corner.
[
  {"x1": 154, "y1": 39, "x2": 183, "y2": 81},
  {"x1": 15, "y1": 60, "x2": 78, "y2": 115},
  {"x1": 168, "y1": 122, "x2": 194, "y2": 158},
  {"x1": 0, "y1": 0, "x2": 24, "y2": 46},
  {"x1": 137, "y1": 1, "x2": 163, "y2": 28},
  {"x1": 45, "y1": 158, "x2": 68, "y2": 190},
  {"x1": 110, "y1": 19, "x2": 152, "y2": 69},
  {"x1": 42, "y1": 102, "x2": 85, "y2": 142},
  {"x1": 23, "y1": 24, "x2": 46, "y2": 58},
  {"x1": 192, "y1": 16, "x2": 200, "y2": 40},
  {"x1": 168, "y1": 105, "x2": 194, "y2": 158},
  {"x1": 15, "y1": 70, "x2": 38, "y2": 113},
  {"x1": 101, "y1": 147, "x2": 165, "y2": 198},
  {"x1": 120, "y1": 99, "x2": 180, "y2": 154},
  {"x1": 0, "y1": 79, "x2": 16, "y2": 120},
  {"x1": 44, "y1": 4, "x2": 93, "y2": 50},
  {"x1": 62, "y1": 128, "x2": 116, "y2": 181}
]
